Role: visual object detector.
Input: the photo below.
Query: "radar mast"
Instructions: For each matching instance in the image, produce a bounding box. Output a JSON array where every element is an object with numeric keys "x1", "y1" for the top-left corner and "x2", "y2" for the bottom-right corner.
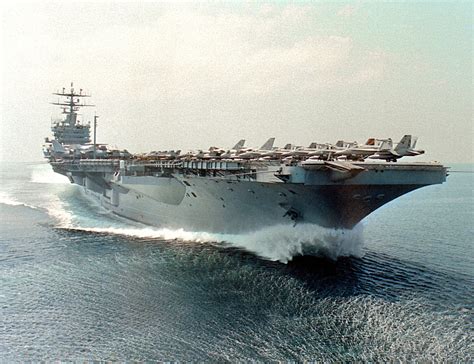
[
  {"x1": 51, "y1": 82, "x2": 95, "y2": 126},
  {"x1": 50, "y1": 82, "x2": 94, "y2": 145}
]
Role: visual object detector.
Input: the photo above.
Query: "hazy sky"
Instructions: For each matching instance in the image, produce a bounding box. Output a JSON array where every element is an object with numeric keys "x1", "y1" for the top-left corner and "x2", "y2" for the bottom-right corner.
[{"x1": 0, "y1": 1, "x2": 472, "y2": 163}]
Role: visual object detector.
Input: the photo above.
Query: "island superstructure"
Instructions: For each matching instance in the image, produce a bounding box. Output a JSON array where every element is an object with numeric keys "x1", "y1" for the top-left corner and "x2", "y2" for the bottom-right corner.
[{"x1": 43, "y1": 85, "x2": 447, "y2": 234}]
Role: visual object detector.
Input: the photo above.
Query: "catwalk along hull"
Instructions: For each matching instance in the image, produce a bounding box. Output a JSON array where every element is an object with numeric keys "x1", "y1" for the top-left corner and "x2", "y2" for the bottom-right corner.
[{"x1": 52, "y1": 160, "x2": 446, "y2": 234}]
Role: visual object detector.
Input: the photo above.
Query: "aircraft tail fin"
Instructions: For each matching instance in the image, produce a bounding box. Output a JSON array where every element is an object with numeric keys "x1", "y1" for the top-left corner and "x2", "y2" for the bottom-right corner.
[
  {"x1": 379, "y1": 138, "x2": 393, "y2": 150},
  {"x1": 283, "y1": 143, "x2": 292, "y2": 150},
  {"x1": 51, "y1": 140, "x2": 66, "y2": 153},
  {"x1": 260, "y1": 137, "x2": 275, "y2": 150},
  {"x1": 395, "y1": 135, "x2": 411, "y2": 154},
  {"x1": 411, "y1": 136, "x2": 418, "y2": 149},
  {"x1": 232, "y1": 139, "x2": 245, "y2": 150}
]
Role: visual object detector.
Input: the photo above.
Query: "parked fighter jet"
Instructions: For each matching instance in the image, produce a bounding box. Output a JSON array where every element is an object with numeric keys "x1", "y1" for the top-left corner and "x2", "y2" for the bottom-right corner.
[
  {"x1": 220, "y1": 139, "x2": 248, "y2": 159},
  {"x1": 259, "y1": 141, "x2": 339, "y2": 160},
  {"x1": 148, "y1": 150, "x2": 181, "y2": 159},
  {"x1": 237, "y1": 138, "x2": 276, "y2": 159},
  {"x1": 334, "y1": 138, "x2": 393, "y2": 160},
  {"x1": 304, "y1": 142, "x2": 341, "y2": 160},
  {"x1": 369, "y1": 135, "x2": 425, "y2": 162}
]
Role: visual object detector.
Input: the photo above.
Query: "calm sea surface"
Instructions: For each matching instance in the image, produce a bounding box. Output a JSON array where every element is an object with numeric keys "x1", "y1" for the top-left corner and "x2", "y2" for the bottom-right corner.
[{"x1": 1, "y1": 161, "x2": 472, "y2": 361}]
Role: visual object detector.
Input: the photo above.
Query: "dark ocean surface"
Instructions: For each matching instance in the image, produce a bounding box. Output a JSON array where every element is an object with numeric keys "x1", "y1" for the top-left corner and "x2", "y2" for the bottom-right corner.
[{"x1": 1, "y1": 161, "x2": 472, "y2": 361}]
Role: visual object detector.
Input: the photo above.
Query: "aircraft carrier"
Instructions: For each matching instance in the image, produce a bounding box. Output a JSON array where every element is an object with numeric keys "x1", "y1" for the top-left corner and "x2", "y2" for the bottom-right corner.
[{"x1": 43, "y1": 85, "x2": 447, "y2": 234}]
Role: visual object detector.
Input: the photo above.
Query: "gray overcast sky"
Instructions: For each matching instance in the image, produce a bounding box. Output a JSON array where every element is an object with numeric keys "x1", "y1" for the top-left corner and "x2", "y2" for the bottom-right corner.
[{"x1": 0, "y1": 1, "x2": 472, "y2": 163}]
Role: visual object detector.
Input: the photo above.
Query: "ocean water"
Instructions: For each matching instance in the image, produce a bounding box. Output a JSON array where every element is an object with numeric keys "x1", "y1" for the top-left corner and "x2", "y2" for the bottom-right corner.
[{"x1": 0, "y1": 161, "x2": 472, "y2": 361}]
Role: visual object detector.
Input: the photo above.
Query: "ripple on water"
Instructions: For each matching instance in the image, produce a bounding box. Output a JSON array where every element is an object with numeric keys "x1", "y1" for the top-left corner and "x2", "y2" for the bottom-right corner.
[
  {"x1": 1, "y1": 162, "x2": 473, "y2": 361},
  {"x1": 1, "y1": 229, "x2": 473, "y2": 361}
]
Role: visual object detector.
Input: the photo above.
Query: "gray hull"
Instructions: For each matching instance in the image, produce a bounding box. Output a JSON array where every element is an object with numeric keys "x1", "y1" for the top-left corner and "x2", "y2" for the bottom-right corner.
[{"x1": 55, "y1": 162, "x2": 446, "y2": 234}]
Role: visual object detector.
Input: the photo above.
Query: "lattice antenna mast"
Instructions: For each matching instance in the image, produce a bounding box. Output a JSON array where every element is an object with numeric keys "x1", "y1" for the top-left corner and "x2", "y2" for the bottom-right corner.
[{"x1": 51, "y1": 82, "x2": 95, "y2": 126}]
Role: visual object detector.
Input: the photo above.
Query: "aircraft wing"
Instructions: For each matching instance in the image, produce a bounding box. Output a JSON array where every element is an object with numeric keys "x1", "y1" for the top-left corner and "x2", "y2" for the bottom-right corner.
[{"x1": 368, "y1": 150, "x2": 401, "y2": 161}]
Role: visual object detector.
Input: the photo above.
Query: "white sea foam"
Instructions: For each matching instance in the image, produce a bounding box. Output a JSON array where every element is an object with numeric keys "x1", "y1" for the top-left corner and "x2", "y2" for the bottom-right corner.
[
  {"x1": 30, "y1": 164, "x2": 69, "y2": 184},
  {"x1": 68, "y1": 225, "x2": 219, "y2": 242},
  {"x1": 43, "y1": 196, "x2": 74, "y2": 227},
  {"x1": 225, "y1": 223, "x2": 364, "y2": 263},
  {"x1": 0, "y1": 191, "x2": 39, "y2": 210},
  {"x1": 61, "y1": 221, "x2": 364, "y2": 263},
  {"x1": 44, "y1": 190, "x2": 364, "y2": 262}
]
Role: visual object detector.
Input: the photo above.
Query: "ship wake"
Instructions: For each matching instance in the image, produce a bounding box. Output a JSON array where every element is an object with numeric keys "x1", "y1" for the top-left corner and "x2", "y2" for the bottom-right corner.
[
  {"x1": 57, "y1": 211, "x2": 364, "y2": 263},
  {"x1": 0, "y1": 191, "x2": 39, "y2": 210},
  {"x1": 59, "y1": 223, "x2": 364, "y2": 263},
  {"x1": 40, "y1": 182, "x2": 364, "y2": 263},
  {"x1": 223, "y1": 223, "x2": 364, "y2": 263}
]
